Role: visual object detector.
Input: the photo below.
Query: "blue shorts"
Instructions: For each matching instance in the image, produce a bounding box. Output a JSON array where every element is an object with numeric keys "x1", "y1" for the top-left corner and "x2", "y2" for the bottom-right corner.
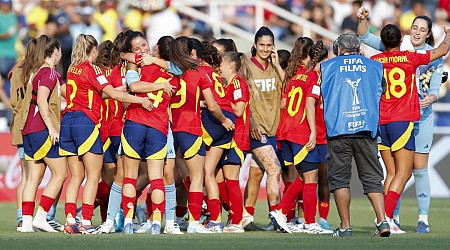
[
  {"x1": 219, "y1": 145, "x2": 246, "y2": 167},
  {"x1": 59, "y1": 112, "x2": 103, "y2": 156},
  {"x1": 201, "y1": 109, "x2": 235, "y2": 149},
  {"x1": 277, "y1": 149, "x2": 287, "y2": 172},
  {"x1": 316, "y1": 144, "x2": 327, "y2": 163},
  {"x1": 250, "y1": 134, "x2": 277, "y2": 151},
  {"x1": 23, "y1": 129, "x2": 60, "y2": 160},
  {"x1": 103, "y1": 136, "x2": 121, "y2": 163},
  {"x1": 379, "y1": 121, "x2": 415, "y2": 152},
  {"x1": 17, "y1": 145, "x2": 25, "y2": 160},
  {"x1": 121, "y1": 120, "x2": 167, "y2": 160},
  {"x1": 281, "y1": 140, "x2": 319, "y2": 166},
  {"x1": 166, "y1": 125, "x2": 175, "y2": 159},
  {"x1": 414, "y1": 117, "x2": 433, "y2": 154},
  {"x1": 173, "y1": 131, "x2": 205, "y2": 159}
]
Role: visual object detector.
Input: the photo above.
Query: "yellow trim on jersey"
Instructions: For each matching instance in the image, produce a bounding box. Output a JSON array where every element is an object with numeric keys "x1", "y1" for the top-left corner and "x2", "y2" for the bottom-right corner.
[
  {"x1": 202, "y1": 124, "x2": 213, "y2": 146},
  {"x1": 88, "y1": 90, "x2": 94, "y2": 110},
  {"x1": 121, "y1": 133, "x2": 141, "y2": 159},
  {"x1": 391, "y1": 122, "x2": 414, "y2": 152},
  {"x1": 146, "y1": 143, "x2": 168, "y2": 160},
  {"x1": 378, "y1": 144, "x2": 390, "y2": 151},
  {"x1": 103, "y1": 137, "x2": 111, "y2": 153},
  {"x1": 59, "y1": 147, "x2": 76, "y2": 156},
  {"x1": 78, "y1": 126, "x2": 100, "y2": 155},
  {"x1": 184, "y1": 136, "x2": 203, "y2": 159},
  {"x1": 33, "y1": 136, "x2": 53, "y2": 160},
  {"x1": 195, "y1": 86, "x2": 200, "y2": 114},
  {"x1": 293, "y1": 145, "x2": 309, "y2": 165}
]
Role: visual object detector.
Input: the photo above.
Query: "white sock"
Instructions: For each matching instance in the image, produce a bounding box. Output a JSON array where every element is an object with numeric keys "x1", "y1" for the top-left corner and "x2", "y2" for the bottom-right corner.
[
  {"x1": 66, "y1": 217, "x2": 76, "y2": 224},
  {"x1": 166, "y1": 219, "x2": 174, "y2": 227},
  {"x1": 124, "y1": 218, "x2": 133, "y2": 225},
  {"x1": 419, "y1": 215, "x2": 429, "y2": 225},
  {"x1": 34, "y1": 209, "x2": 48, "y2": 222},
  {"x1": 81, "y1": 219, "x2": 91, "y2": 226},
  {"x1": 190, "y1": 221, "x2": 199, "y2": 227},
  {"x1": 153, "y1": 220, "x2": 161, "y2": 226},
  {"x1": 22, "y1": 215, "x2": 33, "y2": 230}
]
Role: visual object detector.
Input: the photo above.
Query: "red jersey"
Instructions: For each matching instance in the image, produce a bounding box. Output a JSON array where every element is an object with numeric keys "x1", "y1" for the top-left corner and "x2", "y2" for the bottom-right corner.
[
  {"x1": 64, "y1": 61, "x2": 111, "y2": 124},
  {"x1": 276, "y1": 92, "x2": 288, "y2": 141},
  {"x1": 171, "y1": 67, "x2": 213, "y2": 136},
  {"x1": 126, "y1": 64, "x2": 179, "y2": 135},
  {"x1": 227, "y1": 75, "x2": 250, "y2": 151},
  {"x1": 315, "y1": 96, "x2": 327, "y2": 145},
  {"x1": 107, "y1": 64, "x2": 126, "y2": 137},
  {"x1": 22, "y1": 67, "x2": 63, "y2": 135},
  {"x1": 370, "y1": 50, "x2": 430, "y2": 124},
  {"x1": 99, "y1": 67, "x2": 113, "y2": 142},
  {"x1": 281, "y1": 65, "x2": 321, "y2": 145},
  {"x1": 200, "y1": 62, "x2": 233, "y2": 113}
]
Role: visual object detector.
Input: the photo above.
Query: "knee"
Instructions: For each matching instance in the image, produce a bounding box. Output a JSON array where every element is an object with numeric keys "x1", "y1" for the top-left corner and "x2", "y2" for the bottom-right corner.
[
  {"x1": 250, "y1": 168, "x2": 264, "y2": 181},
  {"x1": 265, "y1": 166, "x2": 280, "y2": 177}
]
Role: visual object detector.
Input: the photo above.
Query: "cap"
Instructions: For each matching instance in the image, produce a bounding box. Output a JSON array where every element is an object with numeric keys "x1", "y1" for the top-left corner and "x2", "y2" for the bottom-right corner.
[{"x1": 337, "y1": 33, "x2": 361, "y2": 51}]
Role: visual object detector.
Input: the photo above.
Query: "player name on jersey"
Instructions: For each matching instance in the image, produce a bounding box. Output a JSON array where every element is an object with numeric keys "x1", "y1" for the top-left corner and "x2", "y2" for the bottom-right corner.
[{"x1": 372, "y1": 55, "x2": 409, "y2": 64}]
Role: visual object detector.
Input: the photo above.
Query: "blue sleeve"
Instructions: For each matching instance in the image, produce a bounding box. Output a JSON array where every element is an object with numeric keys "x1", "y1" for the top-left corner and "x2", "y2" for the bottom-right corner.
[
  {"x1": 428, "y1": 58, "x2": 444, "y2": 101},
  {"x1": 359, "y1": 31, "x2": 385, "y2": 51},
  {"x1": 125, "y1": 70, "x2": 140, "y2": 86},
  {"x1": 167, "y1": 61, "x2": 183, "y2": 76}
]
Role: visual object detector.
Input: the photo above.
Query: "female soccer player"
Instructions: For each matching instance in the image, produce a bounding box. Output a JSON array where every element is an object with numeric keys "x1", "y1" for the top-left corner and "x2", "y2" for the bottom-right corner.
[
  {"x1": 218, "y1": 51, "x2": 258, "y2": 233},
  {"x1": 60, "y1": 34, "x2": 151, "y2": 234},
  {"x1": 358, "y1": 8, "x2": 447, "y2": 233},
  {"x1": 242, "y1": 26, "x2": 284, "y2": 231},
  {"x1": 169, "y1": 36, "x2": 234, "y2": 233},
  {"x1": 269, "y1": 38, "x2": 332, "y2": 234},
  {"x1": 19, "y1": 35, "x2": 67, "y2": 233},
  {"x1": 9, "y1": 38, "x2": 39, "y2": 232}
]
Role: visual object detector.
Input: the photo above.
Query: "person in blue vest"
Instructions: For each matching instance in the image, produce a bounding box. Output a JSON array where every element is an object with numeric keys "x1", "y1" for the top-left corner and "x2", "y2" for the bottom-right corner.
[{"x1": 320, "y1": 33, "x2": 389, "y2": 237}]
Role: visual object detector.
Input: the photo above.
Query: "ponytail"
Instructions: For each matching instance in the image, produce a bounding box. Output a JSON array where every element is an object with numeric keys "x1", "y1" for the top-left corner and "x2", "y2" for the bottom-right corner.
[
  {"x1": 308, "y1": 40, "x2": 327, "y2": 71},
  {"x1": 21, "y1": 38, "x2": 39, "y2": 84},
  {"x1": 71, "y1": 34, "x2": 98, "y2": 66},
  {"x1": 95, "y1": 40, "x2": 114, "y2": 69},
  {"x1": 169, "y1": 36, "x2": 199, "y2": 71},
  {"x1": 222, "y1": 52, "x2": 259, "y2": 99}
]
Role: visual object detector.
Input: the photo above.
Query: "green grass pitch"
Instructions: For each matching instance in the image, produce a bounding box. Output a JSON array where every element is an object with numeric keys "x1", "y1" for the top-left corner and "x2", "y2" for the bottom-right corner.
[{"x1": 0, "y1": 198, "x2": 449, "y2": 250}]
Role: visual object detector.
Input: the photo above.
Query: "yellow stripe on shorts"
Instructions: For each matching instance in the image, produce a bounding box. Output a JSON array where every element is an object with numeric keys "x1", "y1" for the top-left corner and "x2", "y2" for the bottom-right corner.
[
  {"x1": 103, "y1": 137, "x2": 111, "y2": 153},
  {"x1": 120, "y1": 133, "x2": 140, "y2": 159},
  {"x1": 33, "y1": 136, "x2": 53, "y2": 160},
  {"x1": 201, "y1": 124, "x2": 213, "y2": 146},
  {"x1": 78, "y1": 126, "x2": 100, "y2": 155},
  {"x1": 378, "y1": 144, "x2": 390, "y2": 151},
  {"x1": 184, "y1": 137, "x2": 203, "y2": 159},
  {"x1": 146, "y1": 143, "x2": 168, "y2": 160},
  {"x1": 391, "y1": 122, "x2": 414, "y2": 152},
  {"x1": 293, "y1": 145, "x2": 309, "y2": 165}
]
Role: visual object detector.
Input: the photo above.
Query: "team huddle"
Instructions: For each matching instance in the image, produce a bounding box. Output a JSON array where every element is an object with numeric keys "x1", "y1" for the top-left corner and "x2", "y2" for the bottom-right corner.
[{"x1": 9, "y1": 7, "x2": 450, "y2": 236}]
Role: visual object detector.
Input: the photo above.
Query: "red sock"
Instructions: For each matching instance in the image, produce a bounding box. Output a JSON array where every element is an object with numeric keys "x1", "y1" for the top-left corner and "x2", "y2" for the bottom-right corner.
[
  {"x1": 176, "y1": 206, "x2": 188, "y2": 217},
  {"x1": 22, "y1": 201, "x2": 35, "y2": 216},
  {"x1": 303, "y1": 183, "x2": 317, "y2": 224},
  {"x1": 218, "y1": 181, "x2": 230, "y2": 211},
  {"x1": 81, "y1": 203, "x2": 95, "y2": 221},
  {"x1": 318, "y1": 201, "x2": 330, "y2": 220},
  {"x1": 183, "y1": 176, "x2": 191, "y2": 191},
  {"x1": 188, "y1": 192, "x2": 203, "y2": 221},
  {"x1": 226, "y1": 179, "x2": 243, "y2": 224},
  {"x1": 385, "y1": 191, "x2": 400, "y2": 218},
  {"x1": 278, "y1": 178, "x2": 304, "y2": 214},
  {"x1": 146, "y1": 191, "x2": 152, "y2": 220},
  {"x1": 65, "y1": 202, "x2": 77, "y2": 218},
  {"x1": 94, "y1": 180, "x2": 111, "y2": 208},
  {"x1": 150, "y1": 179, "x2": 165, "y2": 222},
  {"x1": 207, "y1": 199, "x2": 221, "y2": 221},
  {"x1": 245, "y1": 206, "x2": 255, "y2": 216},
  {"x1": 39, "y1": 195, "x2": 55, "y2": 212},
  {"x1": 100, "y1": 196, "x2": 109, "y2": 222},
  {"x1": 122, "y1": 177, "x2": 137, "y2": 219}
]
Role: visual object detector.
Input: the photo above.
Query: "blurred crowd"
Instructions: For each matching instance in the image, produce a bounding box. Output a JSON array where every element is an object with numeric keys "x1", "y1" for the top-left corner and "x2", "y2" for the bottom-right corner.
[{"x1": 2, "y1": 0, "x2": 450, "y2": 129}]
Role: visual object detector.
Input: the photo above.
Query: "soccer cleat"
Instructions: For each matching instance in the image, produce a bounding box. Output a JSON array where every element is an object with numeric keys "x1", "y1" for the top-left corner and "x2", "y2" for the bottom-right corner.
[
  {"x1": 205, "y1": 221, "x2": 223, "y2": 233},
  {"x1": 47, "y1": 219, "x2": 64, "y2": 232},
  {"x1": 134, "y1": 222, "x2": 150, "y2": 234},
  {"x1": 241, "y1": 212, "x2": 254, "y2": 228},
  {"x1": 176, "y1": 212, "x2": 189, "y2": 231},
  {"x1": 150, "y1": 223, "x2": 161, "y2": 235},
  {"x1": 78, "y1": 223, "x2": 100, "y2": 234},
  {"x1": 243, "y1": 221, "x2": 264, "y2": 231},
  {"x1": 122, "y1": 223, "x2": 134, "y2": 234},
  {"x1": 97, "y1": 221, "x2": 115, "y2": 234},
  {"x1": 415, "y1": 221, "x2": 430, "y2": 233},
  {"x1": 332, "y1": 227, "x2": 352, "y2": 237},
  {"x1": 33, "y1": 217, "x2": 58, "y2": 232},
  {"x1": 163, "y1": 223, "x2": 184, "y2": 234},
  {"x1": 269, "y1": 210, "x2": 291, "y2": 233},
  {"x1": 17, "y1": 220, "x2": 22, "y2": 232},
  {"x1": 392, "y1": 218, "x2": 401, "y2": 228},
  {"x1": 223, "y1": 224, "x2": 245, "y2": 233},
  {"x1": 387, "y1": 218, "x2": 406, "y2": 234},
  {"x1": 318, "y1": 218, "x2": 333, "y2": 230},
  {"x1": 264, "y1": 221, "x2": 276, "y2": 231},
  {"x1": 187, "y1": 224, "x2": 214, "y2": 234},
  {"x1": 374, "y1": 220, "x2": 390, "y2": 237},
  {"x1": 64, "y1": 222, "x2": 79, "y2": 234},
  {"x1": 286, "y1": 222, "x2": 305, "y2": 233},
  {"x1": 303, "y1": 223, "x2": 334, "y2": 234}
]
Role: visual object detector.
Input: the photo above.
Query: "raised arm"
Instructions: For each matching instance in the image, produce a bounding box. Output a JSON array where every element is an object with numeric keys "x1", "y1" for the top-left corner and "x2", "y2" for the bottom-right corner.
[{"x1": 357, "y1": 7, "x2": 385, "y2": 51}]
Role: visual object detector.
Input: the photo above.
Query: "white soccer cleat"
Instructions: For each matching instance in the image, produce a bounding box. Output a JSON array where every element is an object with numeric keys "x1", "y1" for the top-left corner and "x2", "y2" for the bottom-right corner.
[
  {"x1": 303, "y1": 223, "x2": 333, "y2": 234},
  {"x1": 134, "y1": 221, "x2": 151, "y2": 234},
  {"x1": 97, "y1": 220, "x2": 115, "y2": 234},
  {"x1": 223, "y1": 224, "x2": 245, "y2": 233},
  {"x1": 286, "y1": 222, "x2": 305, "y2": 233},
  {"x1": 47, "y1": 219, "x2": 64, "y2": 232},
  {"x1": 241, "y1": 212, "x2": 254, "y2": 228},
  {"x1": 32, "y1": 217, "x2": 58, "y2": 233},
  {"x1": 269, "y1": 210, "x2": 291, "y2": 233},
  {"x1": 387, "y1": 218, "x2": 406, "y2": 234},
  {"x1": 163, "y1": 223, "x2": 184, "y2": 234},
  {"x1": 187, "y1": 223, "x2": 214, "y2": 234}
]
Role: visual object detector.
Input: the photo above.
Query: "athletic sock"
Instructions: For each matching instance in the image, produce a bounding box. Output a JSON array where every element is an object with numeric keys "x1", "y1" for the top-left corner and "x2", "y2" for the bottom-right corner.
[
  {"x1": 303, "y1": 183, "x2": 317, "y2": 224},
  {"x1": 393, "y1": 197, "x2": 401, "y2": 222},
  {"x1": 385, "y1": 191, "x2": 401, "y2": 219},
  {"x1": 188, "y1": 192, "x2": 203, "y2": 221},
  {"x1": 278, "y1": 178, "x2": 304, "y2": 214},
  {"x1": 207, "y1": 199, "x2": 221, "y2": 222},
  {"x1": 81, "y1": 203, "x2": 95, "y2": 221},
  {"x1": 226, "y1": 179, "x2": 243, "y2": 225},
  {"x1": 22, "y1": 201, "x2": 35, "y2": 217},
  {"x1": 65, "y1": 202, "x2": 77, "y2": 219},
  {"x1": 46, "y1": 204, "x2": 56, "y2": 221},
  {"x1": 122, "y1": 177, "x2": 137, "y2": 224},
  {"x1": 17, "y1": 208, "x2": 22, "y2": 222},
  {"x1": 413, "y1": 169, "x2": 430, "y2": 221},
  {"x1": 106, "y1": 182, "x2": 122, "y2": 222},
  {"x1": 244, "y1": 206, "x2": 255, "y2": 216},
  {"x1": 318, "y1": 201, "x2": 330, "y2": 220},
  {"x1": 94, "y1": 180, "x2": 111, "y2": 208},
  {"x1": 218, "y1": 181, "x2": 230, "y2": 211},
  {"x1": 165, "y1": 183, "x2": 176, "y2": 223},
  {"x1": 150, "y1": 179, "x2": 165, "y2": 223}
]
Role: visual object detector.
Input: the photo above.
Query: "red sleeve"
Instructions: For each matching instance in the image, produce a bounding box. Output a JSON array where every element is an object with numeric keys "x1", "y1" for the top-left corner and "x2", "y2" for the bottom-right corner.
[
  {"x1": 200, "y1": 71, "x2": 213, "y2": 91},
  {"x1": 38, "y1": 68, "x2": 57, "y2": 91},
  {"x1": 306, "y1": 72, "x2": 320, "y2": 99},
  {"x1": 409, "y1": 50, "x2": 431, "y2": 68},
  {"x1": 87, "y1": 64, "x2": 110, "y2": 92}
]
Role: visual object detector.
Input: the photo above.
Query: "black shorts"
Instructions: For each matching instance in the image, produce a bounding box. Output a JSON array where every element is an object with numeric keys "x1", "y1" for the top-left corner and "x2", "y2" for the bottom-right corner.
[{"x1": 327, "y1": 137, "x2": 384, "y2": 194}]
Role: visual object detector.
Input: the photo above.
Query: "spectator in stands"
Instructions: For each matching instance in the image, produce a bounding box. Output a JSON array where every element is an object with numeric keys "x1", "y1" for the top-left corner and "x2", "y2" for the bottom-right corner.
[
  {"x1": 69, "y1": 0, "x2": 103, "y2": 42},
  {"x1": 341, "y1": 1, "x2": 363, "y2": 33},
  {"x1": 94, "y1": 0, "x2": 121, "y2": 42},
  {"x1": 399, "y1": 1, "x2": 429, "y2": 34}
]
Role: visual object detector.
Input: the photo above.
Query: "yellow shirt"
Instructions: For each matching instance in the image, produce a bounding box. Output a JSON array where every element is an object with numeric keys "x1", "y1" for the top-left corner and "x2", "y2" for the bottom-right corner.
[
  {"x1": 26, "y1": 6, "x2": 49, "y2": 38},
  {"x1": 124, "y1": 9, "x2": 144, "y2": 32},
  {"x1": 94, "y1": 9, "x2": 119, "y2": 42}
]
